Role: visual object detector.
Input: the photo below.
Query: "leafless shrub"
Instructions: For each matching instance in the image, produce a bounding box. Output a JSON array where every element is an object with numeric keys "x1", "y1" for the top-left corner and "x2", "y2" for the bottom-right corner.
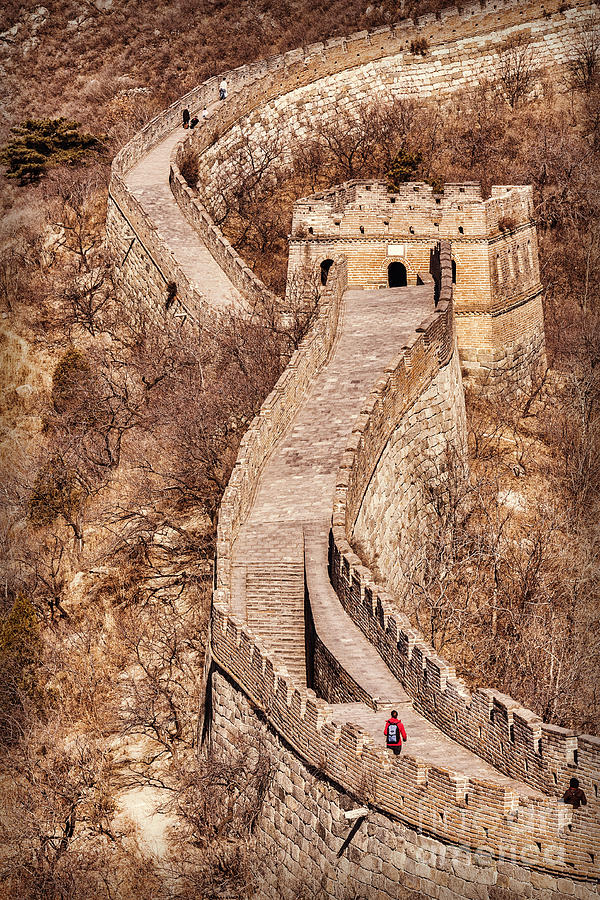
[
  {"x1": 567, "y1": 14, "x2": 600, "y2": 92},
  {"x1": 496, "y1": 35, "x2": 538, "y2": 108},
  {"x1": 410, "y1": 37, "x2": 429, "y2": 56},
  {"x1": 165, "y1": 737, "x2": 274, "y2": 898}
]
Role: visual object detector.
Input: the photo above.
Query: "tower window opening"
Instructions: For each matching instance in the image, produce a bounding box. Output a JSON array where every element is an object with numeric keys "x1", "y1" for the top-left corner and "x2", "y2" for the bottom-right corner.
[{"x1": 452, "y1": 260, "x2": 457, "y2": 283}]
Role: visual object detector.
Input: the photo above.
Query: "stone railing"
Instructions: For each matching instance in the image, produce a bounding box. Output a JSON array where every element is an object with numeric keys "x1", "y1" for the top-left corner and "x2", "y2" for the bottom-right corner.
[
  {"x1": 180, "y1": 0, "x2": 592, "y2": 235},
  {"x1": 108, "y1": 0, "x2": 593, "y2": 321},
  {"x1": 211, "y1": 600, "x2": 599, "y2": 878},
  {"x1": 325, "y1": 244, "x2": 600, "y2": 879},
  {"x1": 210, "y1": 260, "x2": 599, "y2": 876},
  {"x1": 107, "y1": 175, "x2": 207, "y2": 320}
]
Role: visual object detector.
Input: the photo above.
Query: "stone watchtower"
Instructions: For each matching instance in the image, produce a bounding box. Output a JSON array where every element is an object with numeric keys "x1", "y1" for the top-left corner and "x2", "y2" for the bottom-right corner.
[{"x1": 288, "y1": 181, "x2": 546, "y2": 386}]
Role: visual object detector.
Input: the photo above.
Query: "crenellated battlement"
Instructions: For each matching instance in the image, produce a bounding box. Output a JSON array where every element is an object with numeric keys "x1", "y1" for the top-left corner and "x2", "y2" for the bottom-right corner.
[
  {"x1": 290, "y1": 181, "x2": 535, "y2": 241},
  {"x1": 209, "y1": 241, "x2": 600, "y2": 882},
  {"x1": 107, "y1": 2, "x2": 600, "y2": 894},
  {"x1": 288, "y1": 180, "x2": 544, "y2": 384}
]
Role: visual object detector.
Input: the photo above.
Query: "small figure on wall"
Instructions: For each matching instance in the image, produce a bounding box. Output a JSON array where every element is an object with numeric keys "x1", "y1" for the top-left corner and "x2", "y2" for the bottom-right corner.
[
  {"x1": 384, "y1": 710, "x2": 407, "y2": 756},
  {"x1": 219, "y1": 77, "x2": 228, "y2": 100},
  {"x1": 182, "y1": 107, "x2": 190, "y2": 128},
  {"x1": 563, "y1": 777, "x2": 587, "y2": 809},
  {"x1": 189, "y1": 116, "x2": 199, "y2": 129}
]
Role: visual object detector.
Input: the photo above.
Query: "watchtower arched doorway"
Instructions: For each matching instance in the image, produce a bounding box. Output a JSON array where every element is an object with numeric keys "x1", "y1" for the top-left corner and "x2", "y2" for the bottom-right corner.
[
  {"x1": 320, "y1": 258, "x2": 334, "y2": 286},
  {"x1": 388, "y1": 261, "x2": 407, "y2": 287}
]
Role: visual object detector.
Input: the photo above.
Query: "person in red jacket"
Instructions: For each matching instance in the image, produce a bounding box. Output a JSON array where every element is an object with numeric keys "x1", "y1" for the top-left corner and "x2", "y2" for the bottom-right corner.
[{"x1": 384, "y1": 710, "x2": 407, "y2": 756}]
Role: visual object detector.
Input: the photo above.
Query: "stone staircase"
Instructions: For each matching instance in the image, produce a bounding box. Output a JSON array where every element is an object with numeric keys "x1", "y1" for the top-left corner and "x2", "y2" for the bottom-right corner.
[
  {"x1": 245, "y1": 562, "x2": 306, "y2": 684},
  {"x1": 233, "y1": 523, "x2": 307, "y2": 684}
]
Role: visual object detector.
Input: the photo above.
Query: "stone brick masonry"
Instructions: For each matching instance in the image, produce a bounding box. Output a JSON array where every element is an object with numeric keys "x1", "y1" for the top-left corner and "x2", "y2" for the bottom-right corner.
[
  {"x1": 288, "y1": 181, "x2": 546, "y2": 386},
  {"x1": 106, "y1": 1, "x2": 600, "y2": 895}
]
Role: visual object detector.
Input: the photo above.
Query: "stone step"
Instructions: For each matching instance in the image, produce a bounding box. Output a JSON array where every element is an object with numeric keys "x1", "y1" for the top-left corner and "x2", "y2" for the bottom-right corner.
[{"x1": 245, "y1": 561, "x2": 306, "y2": 686}]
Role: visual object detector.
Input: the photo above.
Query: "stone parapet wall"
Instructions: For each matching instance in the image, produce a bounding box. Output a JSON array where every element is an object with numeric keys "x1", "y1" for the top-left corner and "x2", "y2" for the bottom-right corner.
[
  {"x1": 327, "y1": 248, "x2": 599, "y2": 880},
  {"x1": 329, "y1": 526, "x2": 600, "y2": 838},
  {"x1": 349, "y1": 346, "x2": 466, "y2": 587},
  {"x1": 210, "y1": 597, "x2": 597, "y2": 880},
  {"x1": 165, "y1": 0, "x2": 592, "y2": 322},
  {"x1": 170, "y1": 144, "x2": 278, "y2": 312},
  {"x1": 107, "y1": 175, "x2": 206, "y2": 320},
  {"x1": 209, "y1": 241, "x2": 599, "y2": 880},
  {"x1": 341, "y1": 241, "x2": 455, "y2": 529},
  {"x1": 291, "y1": 182, "x2": 535, "y2": 244},
  {"x1": 212, "y1": 668, "x2": 600, "y2": 900},
  {"x1": 214, "y1": 257, "x2": 347, "y2": 601},
  {"x1": 189, "y1": 1, "x2": 593, "y2": 221}
]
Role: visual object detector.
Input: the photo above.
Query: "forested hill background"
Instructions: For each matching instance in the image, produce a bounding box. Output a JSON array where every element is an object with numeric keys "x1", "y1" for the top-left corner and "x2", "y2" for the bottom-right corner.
[
  {"x1": 0, "y1": 0, "x2": 450, "y2": 144},
  {"x1": 1, "y1": 2, "x2": 600, "y2": 897}
]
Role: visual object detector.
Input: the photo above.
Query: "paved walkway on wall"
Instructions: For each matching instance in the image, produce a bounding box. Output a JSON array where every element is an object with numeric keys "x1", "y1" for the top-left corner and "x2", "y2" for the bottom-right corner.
[
  {"x1": 125, "y1": 124, "x2": 242, "y2": 308},
  {"x1": 232, "y1": 286, "x2": 543, "y2": 799}
]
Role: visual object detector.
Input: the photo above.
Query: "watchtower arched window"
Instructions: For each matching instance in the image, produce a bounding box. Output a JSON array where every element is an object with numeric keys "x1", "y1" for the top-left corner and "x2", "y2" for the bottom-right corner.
[
  {"x1": 452, "y1": 260, "x2": 457, "y2": 284},
  {"x1": 388, "y1": 261, "x2": 407, "y2": 288},
  {"x1": 320, "y1": 258, "x2": 334, "y2": 286}
]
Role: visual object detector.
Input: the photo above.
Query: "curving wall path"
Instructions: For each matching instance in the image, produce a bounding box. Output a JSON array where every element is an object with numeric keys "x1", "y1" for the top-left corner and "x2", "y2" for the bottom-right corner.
[{"x1": 106, "y1": 1, "x2": 600, "y2": 896}]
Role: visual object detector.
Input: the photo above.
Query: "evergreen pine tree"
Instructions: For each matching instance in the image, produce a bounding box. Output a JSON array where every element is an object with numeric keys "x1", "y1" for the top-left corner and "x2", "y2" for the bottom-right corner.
[
  {"x1": 386, "y1": 147, "x2": 423, "y2": 192},
  {"x1": 0, "y1": 118, "x2": 103, "y2": 183}
]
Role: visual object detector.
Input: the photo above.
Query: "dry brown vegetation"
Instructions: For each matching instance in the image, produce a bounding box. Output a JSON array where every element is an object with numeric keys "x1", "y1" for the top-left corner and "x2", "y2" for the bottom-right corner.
[
  {"x1": 1, "y1": 1, "x2": 600, "y2": 896},
  {"x1": 198, "y1": 70, "x2": 600, "y2": 729},
  {"x1": 0, "y1": 0, "x2": 457, "y2": 147}
]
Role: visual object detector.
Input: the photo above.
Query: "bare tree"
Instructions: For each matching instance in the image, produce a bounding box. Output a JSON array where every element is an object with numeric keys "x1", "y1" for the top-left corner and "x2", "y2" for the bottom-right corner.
[
  {"x1": 496, "y1": 35, "x2": 538, "y2": 108},
  {"x1": 567, "y1": 14, "x2": 600, "y2": 92},
  {"x1": 165, "y1": 738, "x2": 273, "y2": 899}
]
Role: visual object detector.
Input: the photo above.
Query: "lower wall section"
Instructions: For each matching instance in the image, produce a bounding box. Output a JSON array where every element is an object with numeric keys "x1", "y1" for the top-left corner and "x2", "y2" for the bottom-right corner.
[
  {"x1": 457, "y1": 293, "x2": 547, "y2": 390},
  {"x1": 351, "y1": 345, "x2": 467, "y2": 600},
  {"x1": 106, "y1": 179, "x2": 206, "y2": 323},
  {"x1": 210, "y1": 668, "x2": 600, "y2": 900},
  {"x1": 106, "y1": 197, "x2": 170, "y2": 313}
]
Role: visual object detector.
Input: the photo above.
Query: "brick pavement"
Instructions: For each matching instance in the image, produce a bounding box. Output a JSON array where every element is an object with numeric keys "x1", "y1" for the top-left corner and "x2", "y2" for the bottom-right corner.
[
  {"x1": 125, "y1": 124, "x2": 242, "y2": 308},
  {"x1": 231, "y1": 286, "x2": 543, "y2": 799}
]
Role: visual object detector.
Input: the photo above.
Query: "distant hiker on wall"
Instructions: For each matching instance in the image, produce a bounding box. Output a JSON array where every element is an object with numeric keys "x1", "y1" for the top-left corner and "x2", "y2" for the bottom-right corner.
[
  {"x1": 563, "y1": 777, "x2": 587, "y2": 809},
  {"x1": 189, "y1": 116, "x2": 199, "y2": 129},
  {"x1": 182, "y1": 108, "x2": 190, "y2": 128},
  {"x1": 219, "y1": 77, "x2": 228, "y2": 100},
  {"x1": 202, "y1": 106, "x2": 208, "y2": 120},
  {"x1": 384, "y1": 710, "x2": 407, "y2": 756}
]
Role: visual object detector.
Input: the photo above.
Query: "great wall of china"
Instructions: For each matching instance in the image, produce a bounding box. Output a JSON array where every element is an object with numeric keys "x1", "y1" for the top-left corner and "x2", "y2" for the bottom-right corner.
[{"x1": 107, "y1": 0, "x2": 600, "y2": 896}]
